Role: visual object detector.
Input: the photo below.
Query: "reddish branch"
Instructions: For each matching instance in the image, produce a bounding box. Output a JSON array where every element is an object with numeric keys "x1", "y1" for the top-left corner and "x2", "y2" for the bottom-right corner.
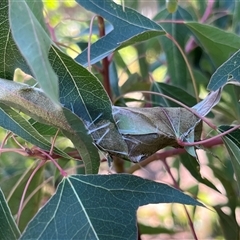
[
  {"x1": 127, "y1": 136, "x2": 223, "y2": 173},
  {"x1": 0, "y1": 134, "x2": 223, "y2": 163},
  {"x1": 97, "y1": 16, "x2": 112, "y2": 100}
]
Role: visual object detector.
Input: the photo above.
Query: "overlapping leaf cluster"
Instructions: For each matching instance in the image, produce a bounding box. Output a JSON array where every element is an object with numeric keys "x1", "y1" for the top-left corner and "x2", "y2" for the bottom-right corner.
[{"x1": 0, "y1": 0, "x2": 239, "y2": 239}]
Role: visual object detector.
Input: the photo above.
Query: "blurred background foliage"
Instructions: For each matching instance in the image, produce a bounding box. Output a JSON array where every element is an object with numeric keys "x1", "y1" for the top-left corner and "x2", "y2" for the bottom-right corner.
[{"x1": 1, "y1": 0, "x2": 240, "y2": 239}]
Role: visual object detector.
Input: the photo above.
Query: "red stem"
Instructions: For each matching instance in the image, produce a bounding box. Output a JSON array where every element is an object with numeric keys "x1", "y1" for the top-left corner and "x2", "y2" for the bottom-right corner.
[
  {"x1": 127, "y1": 137, "x2": 223, "y2": 173},
  {"x1": 0, "y1": 131, "x2": 12, "y2": 150},
  {"x1": 97, "y1": 16, "x2": 112, "y2": 100},
  {"x1": 178, "y1": 124, "x2": 240, "y2": 147},
  {"x1": 17, "y1": 160, "x2": 46, "y2": 225},
  {"x1": 36, "y1": 148, "x2": 67, "y2": 177}
]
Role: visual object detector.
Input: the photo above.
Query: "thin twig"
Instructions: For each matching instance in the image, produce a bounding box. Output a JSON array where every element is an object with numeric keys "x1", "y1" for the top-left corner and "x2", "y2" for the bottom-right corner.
[
  {"x1": 166, "y1": 33, "x2": 199, "y2": 102},
  {"x1": 0, "y1": 148, "x2": 28, "y2": 156},
  {"x1": 0, "y1": 131, "x2": 12, "y2": 150},
  {"x1": 16, "y1": 160, "x2": 46, "y2": 225},
  {"x1": 11, "y1": 135, "x2": 26, "y2": 150},
  {"x1": 20, "y1": 162, "x2": 85, "y2": 214},
  {"x1": 50, "y1": 129, "x2": 60, "y2": 156},
  {"x1": 127, "y1": 136, "x2": 222, "y2": 174},
  {"x1": 20, "y1": 175, "x2": 54, "y2": 213},
  {"x1": 6, "y1": 162, "x2": 36, "y2": 202},
  {"x1": 132, "y1": 90, "x2": 216, "y2": 129},
  {"x1": 178, "y1": 124, "x2": 240, "y2": 147},
  {"x1": 162, "y1": 158, "x2": 198, "y2": 240},
  {"x1": 36, "y1": 148, "x2": 67, "y2": 177}
]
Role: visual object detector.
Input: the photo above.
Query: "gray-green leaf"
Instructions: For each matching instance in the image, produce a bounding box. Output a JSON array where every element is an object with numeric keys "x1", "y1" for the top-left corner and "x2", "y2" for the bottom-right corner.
[
  {"x1": 75, "y1": 0, "x2": 165, "y2": 66},
  {"x1": 0, "y1": 79, "x2": 100, "y2": 173},
  {"x1": 207, "y1": 49, "x2": 240, "y2": 91},
  {"x1": 0, "y1": 188, "x2": 20, "y2": 240},
  {"x1": 9, "y1": 0, "x2": 59, "y2": 104},
  {"x1": 21, "y1": 174, "x2": 203, "y2": 240},
  {"x1": 218, "y1": 125, "x2": 240, "y2": 191}
]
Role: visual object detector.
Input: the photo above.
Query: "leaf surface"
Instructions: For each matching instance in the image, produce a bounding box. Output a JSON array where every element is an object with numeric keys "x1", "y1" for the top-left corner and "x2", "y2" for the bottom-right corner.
[
  {"x1": 75, "y1": 0, "x2": 165, "y2": 66},
  {"x1": 192, "y1": 89, "x2": 222, "y2": 116},
  {"x1": 61, "y1": 108, "x2": 100, "y2": 174},
  {"x1": 218, "y1": 125, "x2": 240, "y2": 191},
  {"x1": 0, "y1": 79, "x2": 100, "y2": 173},
  {"x1": 50, "y1": 47, "x2": 110, "y2": 123},
  {"x1": 151, "y1": 82, "x2": 197, "y2": 107},
  {"x1": 0, "y1": 0, "x2": 31, "y2": 79},
  {"x1": 180, "y1": 153, "x2": 219, "y2": 192},
  {"x1": 138, "y1": 223, "x2": 175, "y2": 235},
  {"x1": 0, "y1": 188, "x2": 20, "y2": 240},
  {"x1": 0, "y1": 103, "x2": 68, "y2": 158},
  {"x1": 29, "y1": 120, "x2": 59, "y2": 136},
  {"x1": 207, "y1": 49, "x2": 240, "y2": 91},
  {"x1": 0, "y1": 167, "x2": 44, "y2": 232},
  {"x1": 186, "y1": 22, "x2": 240, "y2": 67},
  {"x1": 214, "y1": 206, "x2": 240, "y2": 240},
  {"x1": 9, "y1": 0, "x2": 59, "y2": 103},
  {"x1": 21, "y1": 174, "x2": 203, "y2": 240},
  {"x1": 49, "y1": 46, "x2": 128, "y2": 156},
  {"x1": 155, "y1": 7, "x2": 193, "y2": 87}
]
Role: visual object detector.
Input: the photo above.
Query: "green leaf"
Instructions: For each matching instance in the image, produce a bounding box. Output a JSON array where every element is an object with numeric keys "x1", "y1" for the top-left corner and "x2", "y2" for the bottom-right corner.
[
  {"x1": 0, "y1": 78, "x2": 76, "y2": 133},
  {"x1": 218, "y1": 125, "x2": 240, "y2": 191},
  {"x1": 109, "y1": 62, "x2": 122, "y2": 100},
  {"x1": 207, "y1": 49, "x2": 240, "y2": 91},
  {"x1": 113, "y1": 51, "x2": 131, "y2": 76},
  {"x1": 155, "y1": 7, "x2": 193, "y2": 87},
  {"x1": 138, "y1": 222, "x2": 175, "y2": 235},
  {"x1": 214, "y1": 206, "x2": 240, "y2": 240},
  {"x1": 61, "y1": 108, "x2": 100, "y2": 174},
  {"x1": 49, "y1": 46, "x2": 128, "y2": 156},
  {"x1": 232, "y1": 1, "x2": 240, "y2": 33},
  {"x1": 0, "y1": 0, "x2": 31, "y2": 79},
  {"x1": 0, "y1": 188, "x2": 20, "y2": 240},
  {"x1": 0, "y1": 103, "x2": 68, "y2": 159},
  {"x1": 180, "y1": 153, "x2": 220, "y2": 192},
  {"x1": 151, "y1": 82, "x2": 197, "y2": 107},
  {"x1": 186, "y1": 22, "x2": 240, "y2": 67},
  {"x1": 9, "y1": 0, "x2": 59, "y2": 104},
  {"x1": 24, "y1": 0, "x2": 49, "y2": 32},
  {"x1": 75, "y1": 0, "x2": 165, "y2": 66},
  {"x1": 21, "y1": 174, "x2": 203, "y2": 239},
  {"x1": 0, "y1": 79, "x2": 100, "y2": 173},
  {"x1": 210, "y1": 163, "x2": 238, "y2": 208},
  {"x1": 50, "y1": 47, "x2": 111, "y2": 123},
  {"x1": 121, "y1": 73, "x2": 150, "y2": 94},
  {"x1": 136, "y1": 43, "x2": 149, "y2": 80},
  {"x1": 29, "y1": 120, "x2": 60, "y2": 136},
  {"x1": 0, "y1": 167, "x2": 44, "y2": 232}
]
